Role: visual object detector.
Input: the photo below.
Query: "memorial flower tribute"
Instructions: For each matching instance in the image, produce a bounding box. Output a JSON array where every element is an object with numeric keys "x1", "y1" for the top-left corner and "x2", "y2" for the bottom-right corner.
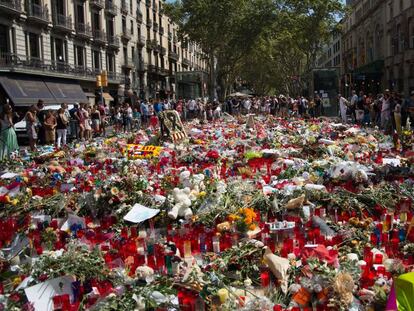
[{"x1": 0, "y1": 115, "x2": 413, "y2": 310}]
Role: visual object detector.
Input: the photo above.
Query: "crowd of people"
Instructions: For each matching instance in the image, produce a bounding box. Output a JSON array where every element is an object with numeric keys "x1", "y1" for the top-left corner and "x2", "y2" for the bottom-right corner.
[
  {"x1": 1, "y1": 89, "x2": 414, "y2": 161},
  {"x1": 339, "y1": 89, "x2": 414, "y2": 135}
]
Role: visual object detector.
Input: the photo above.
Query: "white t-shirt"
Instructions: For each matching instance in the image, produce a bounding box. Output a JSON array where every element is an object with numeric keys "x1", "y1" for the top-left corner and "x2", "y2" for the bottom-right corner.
[
  {"x1": 189, "y1": 100, "x2": 196, "y2": 111},
  {"x1": 350, "y1": 94, "x2": 358, "y2": 106},
  {"x1": 339, "y1": 97, "x2": 348, "y2": 111},
  {"x1": 127, "y1": 107, "x2": 133, "y2": 118}
]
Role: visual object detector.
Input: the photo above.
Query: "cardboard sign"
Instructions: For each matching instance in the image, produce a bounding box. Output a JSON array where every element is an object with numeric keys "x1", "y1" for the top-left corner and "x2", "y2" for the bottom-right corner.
[{"x1": 24, "y1": 276, "x2": 75, "y2": 311}]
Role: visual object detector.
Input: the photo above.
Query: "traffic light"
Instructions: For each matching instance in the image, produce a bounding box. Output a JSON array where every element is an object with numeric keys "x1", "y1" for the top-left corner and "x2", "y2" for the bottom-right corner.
[
  {"x1": 96, "y1": 74, "x2": 102, "y2": 87},
  {"x1": 101, "y1": 70, "x2": 108, "y2": 87}
]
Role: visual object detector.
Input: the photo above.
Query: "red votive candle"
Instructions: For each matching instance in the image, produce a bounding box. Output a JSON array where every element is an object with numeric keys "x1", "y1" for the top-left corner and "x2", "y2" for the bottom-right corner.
[
  {"x1": 261, "y1": 271, "x2": 270, "y2": 287},
  {"x1": 374, "y1": 253, "x2": 383, "y2": 264}
]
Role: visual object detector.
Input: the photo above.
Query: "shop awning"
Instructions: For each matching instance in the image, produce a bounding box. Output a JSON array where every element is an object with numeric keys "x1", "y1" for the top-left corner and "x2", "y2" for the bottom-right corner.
[
  {"x1": 0, "y1": 76, "x2": 55, "y2": 106},
  {"x1": 45, "y1": 80, "x2": 88, "y2": 105},
  {"x1": 102, "y1": 93, "x2": 114, "y2": 101},
  {"x1": 84, "y1": 92, "x2": 96, "y2": 98}
]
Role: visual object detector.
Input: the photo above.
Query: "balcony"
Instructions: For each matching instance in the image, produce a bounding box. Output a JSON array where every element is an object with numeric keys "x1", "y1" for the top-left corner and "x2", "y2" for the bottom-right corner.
[
  {"x1": 168, "y1": 31, "x2": 172, "y2": 40},
  {"x1": 120, "y1": 0, "x2": 128, "y2": 15},
  {"x1": 52, "y1": 14, "x2": 73, "y2": 33},
  {"x1": 160, "y1": 46, "x2": 166, "y2": 56},
  {"x1": 107, "y1": 35, "x2": 120, "y2": 49},
  {"x1": 122, "y1": 57, "x2": 135, "y2": 70},
  {"x1": 0, "y1": 52, "x2": 122, "y2": 83},
  {"x1": 145, "y1": 0, "x2": 151, "y2": 7},
  {"x1": 146, "y1": 39, "x2": 154, "y2": 49},
  {"x1": 26, "y1": 2, "x2": 49, "y2": 25},
  {"x1": 152, "y1": 40, "x2": 160, "y2": 53},
  {"x1": 105, "y1": 1, "x2": 117, "y2": 16},
  {"x1": 121, "y1": 28, "x2": 132, "y2": 41},
  {"x1": 153, "y1": 22, "x2": 158, "y2": 31},
  {"x1": 76, "y1": 23, "x2": 92, "y2": 39},
  {"x1": 108, "y1": 71, "x2": 120, "y2": 82},
  {"x1": 159, "y1": 67, "x2": 169, "y2": 76},
  {"x1": 159, "y1": 26, "x2": 164, "y2": 35},
  {"x1": 152, "y1": 1, "x2": 157, "y2": 11},
  {"x1": 182, "y1": 58, "x2": 191, "y2": 67},
  {"x1": 168, "y1": 50, "x2": 179, "y2": 61},
  {"x1": 0, "y1": 0, "x2": 22, "y2": 15},
  {"x1": 92, "y1": 29, "x2": 107, "y2": 45},
  {"x1": 146, "y1": 19, "x2": 152, "y2": 28},
  {"x1": 137, "y1": 35, "x2": 146, "y2": 47},
  {"x1": 89, "y1": 0, "x2": 104, "y2": 9},
  {"x1": 136, "y1": 10, "x2": 143, "y2": 23},
  {"x1": 147, "y1": 64, "x2": 158, "y2": 73}
]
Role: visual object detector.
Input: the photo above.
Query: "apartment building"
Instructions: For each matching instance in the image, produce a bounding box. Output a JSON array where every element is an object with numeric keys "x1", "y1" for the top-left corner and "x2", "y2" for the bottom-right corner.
[
  {"x1": 341, "y1": 0, "x2": 414, "y2": 96},
  {"x1": 317, "y1": 31, "x2": 342, "y2": 69},
  {"x1": 0, "y1": 0, "x2": 207, "y2": 108}
]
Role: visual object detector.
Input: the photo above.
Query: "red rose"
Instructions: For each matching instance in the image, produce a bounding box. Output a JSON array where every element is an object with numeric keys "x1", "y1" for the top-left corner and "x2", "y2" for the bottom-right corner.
[{"x1": 9, "y1": 293, "x2": 21, "y2": 302}]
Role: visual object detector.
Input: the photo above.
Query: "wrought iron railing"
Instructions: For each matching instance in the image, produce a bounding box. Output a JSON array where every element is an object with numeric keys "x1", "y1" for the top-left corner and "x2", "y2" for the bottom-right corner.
[
  {"x1": 0, "y1": 0, "x2": 22, "y2": 12},
  {"x1": 76, "y1": 23, "x2": 92, "y2": 37},
  {"x1": 107, "y1": 35, "x2": 120, "y2": 47},
  {"x1": 27, "y1": 2, "x2": 48, "y2": 21},
  {"x1": 53, "y1": 14, "x2": 72, "y2": 30},
  {"x1": 0, "y1": 52, "x2": 121, "y2": 81}
]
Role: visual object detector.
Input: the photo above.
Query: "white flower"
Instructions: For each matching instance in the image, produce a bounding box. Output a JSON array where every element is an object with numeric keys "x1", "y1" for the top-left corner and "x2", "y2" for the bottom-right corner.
[{"x1": 244, "y1": 278, "x2": 252, "y2": 287}]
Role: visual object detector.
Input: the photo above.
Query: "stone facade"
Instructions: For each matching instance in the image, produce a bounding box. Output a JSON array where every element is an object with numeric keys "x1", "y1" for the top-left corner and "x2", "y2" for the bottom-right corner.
[
  {"x1": 341, "y1": 0, "x2": 414, "y2": 96},
  {"x1": 0, "y1": 0, "x2": 207, "y2": 100}
]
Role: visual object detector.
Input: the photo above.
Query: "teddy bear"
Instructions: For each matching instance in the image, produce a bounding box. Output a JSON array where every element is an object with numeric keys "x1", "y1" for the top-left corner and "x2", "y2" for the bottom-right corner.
[{"x1": 168, "y1": 187, "x2": 193, "y2": 220}]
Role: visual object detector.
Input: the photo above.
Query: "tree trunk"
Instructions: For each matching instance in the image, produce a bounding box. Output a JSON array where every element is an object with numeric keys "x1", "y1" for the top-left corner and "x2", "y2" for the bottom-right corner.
[{"x1": 209, "y1": 51, "x2": 216, "y2": 101}]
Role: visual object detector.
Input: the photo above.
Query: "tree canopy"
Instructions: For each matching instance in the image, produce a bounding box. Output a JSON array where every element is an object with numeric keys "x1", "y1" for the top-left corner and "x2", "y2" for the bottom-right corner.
[{"x1": 164, "y1": 0, "x2": 344, "y2": 98}]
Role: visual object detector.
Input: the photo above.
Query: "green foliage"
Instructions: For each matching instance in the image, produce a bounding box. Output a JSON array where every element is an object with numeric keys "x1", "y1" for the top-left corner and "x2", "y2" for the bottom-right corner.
[
  {"x1": 31, "y1": 243, "x2": 114, "y2": 283},
  {"x1": 164, "y1": 0, "x2": 344, "y2": 97}
]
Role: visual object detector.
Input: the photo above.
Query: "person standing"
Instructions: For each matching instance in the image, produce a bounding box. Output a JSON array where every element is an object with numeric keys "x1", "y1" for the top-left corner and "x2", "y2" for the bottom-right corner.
[
  {"x1": 350, "y1": 90, "x2": 358, "y2": 123},
  {"x1": 56, "y1": 107, "x2": 68, "y2": 148},
  {"x1": 35, "y1": 100, "x2": 47, "y2": 145},
  {"x1": 140, "y1": 100, "x2": 149, "y2": 126},
  {"x1": 314, "y1": 95, "x2": 322, "y2": 117},
  {"x1": 83, "y1": 105, "x2": 92, "y2": 140},
  {"x1": 125, "y1": 103, "x2": 133, "y2": 132},
  {"x1": 98, "y1": 102, "x2": 107, "y2": 136},
  {"x1": 25, "y1": 105, "x2": 38, "y2": 151},
  {"x1": 338, "y1": 94, "x2": 349, "y2": 124},
  {"x1": 0, "y1": 104, "x2": 19, "y2": 160},
  {"x1": 69, "y1": 104, "x2": 79, "y2": 140},
  {"x1": 75, "y1": 103, "x2": 85, "y2": 141},
  {"x1": 381, "y1": 91, "x2": 391, "y2": 133},
  {"x1": 44, "y1": 110, "x2": 57, "y2": 145},
  {"x1": 91, "y1": 106, "x2": 101, "y2": 135},
  {"x1": 394, "y1": 99, "x2": 402, "y2": 136}
]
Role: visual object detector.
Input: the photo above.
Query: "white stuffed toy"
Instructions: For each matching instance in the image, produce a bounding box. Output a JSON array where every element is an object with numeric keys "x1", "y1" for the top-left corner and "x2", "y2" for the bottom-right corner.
[
  {"x1": 169, "y1": 171, "x2": 206, "y2": 219},
  {"x1": 168, "y1": 187, "x2": 193, "y2": 219},
  {"x1": 179, "y1": 170, "x2": 192, "y2": 188}
]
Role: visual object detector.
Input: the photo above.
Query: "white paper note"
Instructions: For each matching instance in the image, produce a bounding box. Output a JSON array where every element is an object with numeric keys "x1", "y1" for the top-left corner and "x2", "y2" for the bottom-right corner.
[
  {"x1": 24, "y1": 276, "x2": 75, "y2": 311},
  {"x1": 123, "y1": 204, "x2": 160, "y2": 223}
]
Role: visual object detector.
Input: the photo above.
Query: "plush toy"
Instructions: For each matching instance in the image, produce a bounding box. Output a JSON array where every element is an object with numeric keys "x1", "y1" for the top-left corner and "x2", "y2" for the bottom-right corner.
[
  {"x1": 285, "y1": 194, "x2": 306, "y2": 210},
  {"x1": 179, "y1": 170, "x2": 192, "y2": 188},
  {"x1": 135, "y1": 265, "x2": 155, "y2": 282},
  {"x1": 168, "y1": 187, "x2": 193, "y2": 220},
  {"x1": 330, "y1": 161, "x2": 369, "y2": 183}
]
